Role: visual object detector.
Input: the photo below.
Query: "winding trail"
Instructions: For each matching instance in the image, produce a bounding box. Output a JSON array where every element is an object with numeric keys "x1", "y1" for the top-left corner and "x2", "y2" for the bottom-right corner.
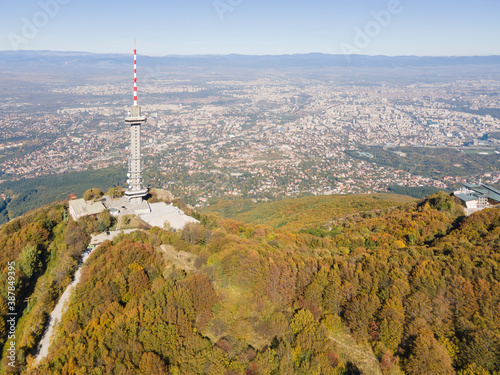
[
  {"x1": 35, "y1": 259, "x2": 86, "y2": 364},
  {"x1": 328, "y1": 336, "x2": 379, "y2": 363},
  {"x1": 160, "y1": 244, "x2": 195, "y2": 272},
  {"x1": 328, "y1": 334, "x2": 382, "y2": 375},
  {"x1": 35, "y1": 230, "x2": 134, "y2": 365}
]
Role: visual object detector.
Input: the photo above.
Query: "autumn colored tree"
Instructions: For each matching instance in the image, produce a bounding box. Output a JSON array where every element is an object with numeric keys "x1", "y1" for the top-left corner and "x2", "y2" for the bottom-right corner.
[
  {"x1": 460, "y1": 328, "x2": 500, "y2": 373},
  {"x1": 344, "y1": 293, "x2": 380, "y2": 339},
  {"x1": 4, "y1": 193, "x2": 500, "y2": 374},
  {"x1": 265, "y1": 258, "x2": 296, "y2": 308},
  {"x1": 405, "y1": 329, "x2": 455, "y2": 375},
  {"x1": 182, "y1": 222, "x2": 205, "y2": 245},
  {"x1": 378, "y1": 297, "x2": 404, "y2": 352},
  {"x1": 83, "y1": 188, "x2": 103, "y2": 201},
  {"x1": 139, "y1": 352, "x2": 168, "y2": 375},
  {"x1": 107, "y1": 186, "x2": 124, "y2": 199},
  {"x1": 184, "y1": 273, "x2": 218, "y2": 314},
  {"x1": 457, "y1": 363, "x2": 490, "y2": 375}
]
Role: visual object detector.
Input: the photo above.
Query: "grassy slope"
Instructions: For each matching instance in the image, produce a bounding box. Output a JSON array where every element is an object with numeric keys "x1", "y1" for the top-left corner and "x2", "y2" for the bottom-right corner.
[
  {"x1": 202, "y1": 193, "x2": 414, "y2": 373},
  {"x1": 202, "y1": 193, "x2": 415, "y2": 232}
]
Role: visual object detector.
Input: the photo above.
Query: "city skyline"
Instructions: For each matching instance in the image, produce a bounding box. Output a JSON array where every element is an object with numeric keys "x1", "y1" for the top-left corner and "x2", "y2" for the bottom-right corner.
[{"x1": 1, "y1": 0, "x2": 500, "y2": 57}]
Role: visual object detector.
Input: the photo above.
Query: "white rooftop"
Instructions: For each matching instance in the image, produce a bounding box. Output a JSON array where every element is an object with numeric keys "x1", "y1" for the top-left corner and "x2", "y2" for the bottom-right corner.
[
  {"x1": 139, "y1": 202, "x2": 199, "y2": 230},
  {"x1": 69, "y1": 198, "x2": 106, "y2": 219}
]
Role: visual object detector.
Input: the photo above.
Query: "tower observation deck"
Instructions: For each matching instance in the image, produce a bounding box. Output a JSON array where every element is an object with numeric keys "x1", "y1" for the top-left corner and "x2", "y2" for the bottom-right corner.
[{"x1": 125, "y1": 41, "x2": 148, "y2": 204}]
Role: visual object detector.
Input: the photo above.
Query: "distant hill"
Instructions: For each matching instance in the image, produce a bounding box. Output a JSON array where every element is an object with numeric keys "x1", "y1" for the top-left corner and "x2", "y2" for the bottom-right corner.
[{"x1": 1, "y1": 50, "x2": 500, "y2": 75}]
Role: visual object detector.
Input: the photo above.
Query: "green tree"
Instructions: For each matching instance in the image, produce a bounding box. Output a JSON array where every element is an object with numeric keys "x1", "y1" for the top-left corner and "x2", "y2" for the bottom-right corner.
[
  {"x1": 427, "y1": 191, "x2": 456, "y2": 212},
  {"x1": 19, "y1": 244, "x2": 42, "y2": 279},
  {"x1": 97, "y1": 210, "x2": 112, "y2": 232}
]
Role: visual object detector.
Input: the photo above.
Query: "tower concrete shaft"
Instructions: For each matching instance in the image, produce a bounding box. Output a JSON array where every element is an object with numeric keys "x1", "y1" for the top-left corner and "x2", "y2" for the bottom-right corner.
[{"x1": 125, "y1": 41, "x2": 148, "y2": 204}]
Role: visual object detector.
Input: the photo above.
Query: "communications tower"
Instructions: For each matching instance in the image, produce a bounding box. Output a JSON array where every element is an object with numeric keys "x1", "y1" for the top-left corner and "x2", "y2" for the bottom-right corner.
[{"x1": 125, "y1": 40, "x2": 148, "y2": 204}]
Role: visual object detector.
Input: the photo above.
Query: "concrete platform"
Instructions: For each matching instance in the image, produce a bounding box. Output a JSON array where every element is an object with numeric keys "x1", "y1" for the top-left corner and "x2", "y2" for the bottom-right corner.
[
  {"x1": 139, "y1": 202, "x2": 199, "y2": 230},
  {"x1": 101, "y1": 195, "x2": 151, "y2": 215},
  {"x1": 100, "y1": 196, "x2": 197, "y2": 231},
  {"x1": 89, "y1": 229, "x2": 136, "y2": 247}
]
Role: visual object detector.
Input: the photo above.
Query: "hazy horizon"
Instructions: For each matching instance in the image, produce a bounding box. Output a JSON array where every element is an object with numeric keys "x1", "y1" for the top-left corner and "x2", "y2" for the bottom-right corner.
[
  {"x1": 2, "y1": 0, "x2": 500, "y2": 57},
  {"x1": 3, "y1": 49, "x2": 500, "y2": 59}
]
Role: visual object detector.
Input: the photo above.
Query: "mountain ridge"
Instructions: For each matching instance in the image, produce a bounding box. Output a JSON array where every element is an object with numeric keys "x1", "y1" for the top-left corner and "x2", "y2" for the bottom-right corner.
[{"x1": 2, "y1": 50, "x2": 500, "y2": 70}]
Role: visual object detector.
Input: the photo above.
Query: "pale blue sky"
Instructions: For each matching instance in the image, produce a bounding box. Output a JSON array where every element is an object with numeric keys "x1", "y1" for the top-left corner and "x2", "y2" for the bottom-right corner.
[{"x1": 0, "y1": 0, "x2": 498, "y2": 56}]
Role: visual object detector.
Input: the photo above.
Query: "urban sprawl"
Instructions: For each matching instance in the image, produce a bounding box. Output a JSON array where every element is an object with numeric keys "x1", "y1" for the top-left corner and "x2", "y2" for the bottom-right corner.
[{"x1": 1, "y1": 77, "x2": 499, "y2": 206}]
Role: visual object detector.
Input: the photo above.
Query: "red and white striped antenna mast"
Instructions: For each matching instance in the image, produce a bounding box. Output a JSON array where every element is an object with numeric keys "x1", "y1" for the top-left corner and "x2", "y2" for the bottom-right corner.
[
  {"x1": 125, "y1": 38, "x2": 148, "y2": 204},
  {"x1": 133, "y1": 38, "x2": 138, "y2": 106}
]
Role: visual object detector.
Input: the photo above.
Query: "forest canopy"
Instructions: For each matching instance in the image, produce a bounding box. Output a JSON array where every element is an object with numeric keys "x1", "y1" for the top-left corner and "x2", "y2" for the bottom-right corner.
[{"x1": 0, "y1": 192, "x2": 499, "y2": 374}]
